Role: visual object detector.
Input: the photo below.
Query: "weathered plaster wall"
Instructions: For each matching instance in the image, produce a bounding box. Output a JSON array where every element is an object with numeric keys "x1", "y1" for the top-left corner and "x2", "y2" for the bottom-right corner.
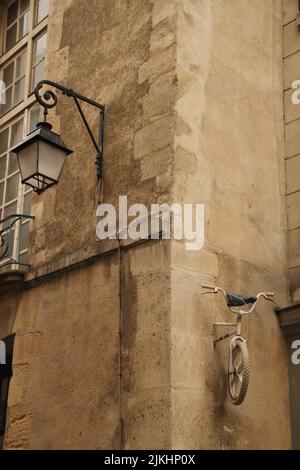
[
  {"x1": 283, "y1": 0, "x2": 300, "y2": 301},
  {"x1": 2, "y1": 242, "x2": 171, "y2": 450},
  {"x1": 121, "y1": 241, "x2": 171, "y2": 449},
  {"x1": 29, "y1": 0, "x2": 177, "y2": 270},
  {"x1": 2, "y1": 259, "x2": 120, "y2": 450},
  {"x1": 1, "y1": 0, "x2": 175, "y2": 450},
  {"x1": 170, "y1": 0, "x2": 291, "y2": 449}
]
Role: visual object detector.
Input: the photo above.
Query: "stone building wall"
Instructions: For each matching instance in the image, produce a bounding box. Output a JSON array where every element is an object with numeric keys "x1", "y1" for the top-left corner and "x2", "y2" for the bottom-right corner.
[
  {"x1": 283, "y1": 0, "x2": 300, "y2": 302},
  {"x1": 170, "y1": 0, "x2": 290, "y2": 449},
  {"x1": 1, "y1": 0, "x2": 174, "y2": 450}
]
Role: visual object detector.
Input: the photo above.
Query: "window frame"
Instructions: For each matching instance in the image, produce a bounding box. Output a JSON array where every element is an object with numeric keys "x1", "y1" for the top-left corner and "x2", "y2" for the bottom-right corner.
[
  {"x1": 0, "y1": 112, "x2": 36, "y2": 268},
  {"x1": 1, "y1": 47, "x2": 27, "y2": 115},
  {"x1": 0, "y1": 0, "x2": 49, "y2": 125},
  {"x1": 3, "y1": 0, "x2": 30, "y2": 54},
  {"x1": 34, "y1": 0, "x2": 49, "y2": 27},
  {"x1": 31, "y1": 28, "x2": 47, "y2": 90},
  {"x1": 0, "y1": 0, "x2": 49, "y2": 270}
]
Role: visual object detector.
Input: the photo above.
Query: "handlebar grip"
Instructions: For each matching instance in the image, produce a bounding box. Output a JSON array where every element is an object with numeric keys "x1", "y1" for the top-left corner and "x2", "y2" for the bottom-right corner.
[
  {"x1": 202, "y1": 285, "x2": 215, "y2": 290},
  {"x1": 265, "y1": 292, "x2": 274, "y2": 297}
]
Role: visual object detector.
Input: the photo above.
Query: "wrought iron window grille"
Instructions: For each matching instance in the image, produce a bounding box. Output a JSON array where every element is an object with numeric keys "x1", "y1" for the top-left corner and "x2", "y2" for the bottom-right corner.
[{"x1": 0, "y1": 214, "x2": 35, "y2": 269}]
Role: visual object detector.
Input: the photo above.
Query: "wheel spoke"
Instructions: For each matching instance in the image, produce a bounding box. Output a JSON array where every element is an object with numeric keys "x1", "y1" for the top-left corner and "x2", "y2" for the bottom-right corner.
[
  {"x1": 230, "y1": 373, "x2": 241, "y2": 398},
  {"x1": 230, "y1": 374, "x2": 236, "y2": 387},
  {"x1": 233, "y1": 348, "x2": 242, "y2": 368},
  {"x1": 229, "y1": 374, "x2": 236, "y2": 398},
  {"x1": 228, "y1": 341, "x2": 249, "y2": 404},
  {"x1": 232, "y1": 349, "x2": 238, "y2": 367}
]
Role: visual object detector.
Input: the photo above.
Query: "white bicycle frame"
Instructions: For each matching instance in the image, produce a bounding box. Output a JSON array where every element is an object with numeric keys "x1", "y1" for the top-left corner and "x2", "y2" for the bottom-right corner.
[{"x1": 202, "y1": 286, "x2": 274, "y2": 374}]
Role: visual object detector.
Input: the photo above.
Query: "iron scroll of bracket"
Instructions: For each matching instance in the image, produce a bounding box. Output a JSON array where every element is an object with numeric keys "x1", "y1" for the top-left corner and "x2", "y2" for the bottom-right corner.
[{"x1": 34, "y1": 80, "x2": 105, "y2": 180}]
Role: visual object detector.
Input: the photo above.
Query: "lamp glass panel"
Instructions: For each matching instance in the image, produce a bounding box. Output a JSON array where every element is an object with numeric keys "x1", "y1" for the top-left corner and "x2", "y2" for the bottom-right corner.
[
  {"x1": 23, "y1": 176, "x2": 38, "y2": 189},
  {"x1": 16, "y1": 141, "x2": 38, "y2": 181},
  {"x1": 38, "y1": 140, "x2": 67, "y2": 182}
]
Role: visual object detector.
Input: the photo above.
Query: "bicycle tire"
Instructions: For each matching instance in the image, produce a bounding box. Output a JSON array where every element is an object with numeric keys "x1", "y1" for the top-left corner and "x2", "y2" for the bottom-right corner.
[{"x1": 228, "y1": 339, "x2": 250, "y2": 405}]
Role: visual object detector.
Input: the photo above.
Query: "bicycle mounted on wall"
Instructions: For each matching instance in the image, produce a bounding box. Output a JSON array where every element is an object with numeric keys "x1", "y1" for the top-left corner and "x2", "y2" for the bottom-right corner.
[{"x1": 202, "y1": 285, "x2": 275, "y2": 405}]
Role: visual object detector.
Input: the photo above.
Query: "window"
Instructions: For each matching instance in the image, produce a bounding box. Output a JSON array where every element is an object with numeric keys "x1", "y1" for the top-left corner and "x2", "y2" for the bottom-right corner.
[
  {"x1": 0, "y1": 115, "x2": 35, "y2": 266},
  {"x1": 0, "y1": 0, "x2": 49, "y2": 269},
  {"x1": 0, "y1": 335, "x2": 15, "y2": 450},
  {"x1": 4, "y1": 0, "x2": 30, "y2": 53},
  {"x1": 28, "y1": 102, "x2": 39, "y2": 132},
  {"x1": 31, "y1": 29, "x2": 47, "y2": 89},
  {"x1": 0, "y1": 49, "x2": 26, "y2": 116},
  {"x1": 35, "y1": 0, "x2": 49, "y2": 25},
  {"x1": 0, "y1": 0, "x2": 50, "y2": 118}
]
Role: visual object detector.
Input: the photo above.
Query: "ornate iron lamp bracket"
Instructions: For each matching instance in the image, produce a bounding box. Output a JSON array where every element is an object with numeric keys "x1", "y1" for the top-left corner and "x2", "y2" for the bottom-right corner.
[{"x1": 34, "y1": 80, "x2": 105, "y2": 179}]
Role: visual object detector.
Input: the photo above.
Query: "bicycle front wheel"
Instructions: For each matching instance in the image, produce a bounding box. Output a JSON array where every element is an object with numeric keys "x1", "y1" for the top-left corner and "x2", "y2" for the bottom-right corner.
[{"x1": 228, "y1": 339, "x2": 250, "y2": 406}]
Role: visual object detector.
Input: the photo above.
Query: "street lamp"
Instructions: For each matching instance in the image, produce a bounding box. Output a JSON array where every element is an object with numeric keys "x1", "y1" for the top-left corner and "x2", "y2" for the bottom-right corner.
[
  {"x1": 13, "y1": 121, "x2": 73, "y2": 194},
  {"x1": 11, "y1": 80, "x2": 105, "y2": 195}
]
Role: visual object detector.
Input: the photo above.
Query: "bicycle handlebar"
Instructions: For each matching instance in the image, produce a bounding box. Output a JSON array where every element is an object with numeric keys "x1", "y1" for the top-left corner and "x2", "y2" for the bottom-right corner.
[
  {"x1": 202, "y1": 285, "x2": 216, "y2": 290},
  {"x1": 201, "y1": 285, "x2": 275, "y2": 313},
  {"x1": 202, "y1": 285, "x2": 274, "y2": 297}
]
